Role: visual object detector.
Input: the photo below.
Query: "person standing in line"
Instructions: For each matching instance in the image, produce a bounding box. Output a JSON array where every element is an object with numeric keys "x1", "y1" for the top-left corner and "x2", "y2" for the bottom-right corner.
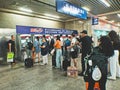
[
  {"x1": 107, "y1": 30, "x2": 120, "y2": 80},
  {"x1": 49, "y1": 35, "x2": 55, "y2": 54},
  {"x1": 54, "y1": 35, "x2": 62, "y2": 69},
  {"x1": 40, "y1": 38, "x2": 48, "y2": 65},
  {"x1": 26, "y1": 37, "x2": 33, "y2": 58},
  {"x1": 33, "y1": 36, "x2": 41, "y2": 63},
  {"x1": 79, "y1": 30, "x2": 93, "y2": 76},
  {"x1": 67, "y1": 33, "x2": 78, "y2": 67},
  {"x1": 87, "y1": 36, "x2": 114, "y2": 90},
  {"x1": 60, "y1": 34, "x2": 64, "y2": 56},
  {"x1": 7, "y1": 35, "x2": 16, "y2": 67},
  {"x1": 49, "y1": 35, "x2": 56, "y2": 67}
]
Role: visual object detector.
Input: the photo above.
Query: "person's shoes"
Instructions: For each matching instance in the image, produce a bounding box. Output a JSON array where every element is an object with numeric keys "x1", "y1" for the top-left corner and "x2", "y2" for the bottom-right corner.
[
  {"x1": 107, "y1": 76, "x2": 116, "y2": 80},
  {"x1": 52, "y1": 66, "x2": 55, "y2": 68},
  {"x1": 40, "y1": 63, "x2": 44, "y2": 65},
  {"x1": 78, "y1": 73, "x2": 84, "y2": 76},
  {"x1": 116, "y1": 76, "x2": 120, "y2": 78},
  {"x1": 55, "y1": 67, "x2": 60, "y2": 69},
  {"x1": 45, "y1": 63, "x2": 47, "y2": 65}
]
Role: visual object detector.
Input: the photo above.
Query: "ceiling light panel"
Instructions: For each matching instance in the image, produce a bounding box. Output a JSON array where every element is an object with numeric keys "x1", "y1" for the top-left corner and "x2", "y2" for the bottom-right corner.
[
  {"x1": 99, "y1": 0, "x2": 110, "y2": 7},
  {"x1": 44, "y1": 14, "x2": 60, "y2": 18},
  {"x1": 117, "y1": 14, "x2": 120, "y2": 17},
  {"x1": 82, "y1": 7, "x2": 90, "y2": 11}
]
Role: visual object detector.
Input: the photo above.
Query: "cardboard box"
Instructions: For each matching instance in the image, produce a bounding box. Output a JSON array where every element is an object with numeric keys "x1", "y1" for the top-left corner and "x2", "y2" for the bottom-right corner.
[{"x1": 67, "y1": 66, "x2": 78, "y2": 77}]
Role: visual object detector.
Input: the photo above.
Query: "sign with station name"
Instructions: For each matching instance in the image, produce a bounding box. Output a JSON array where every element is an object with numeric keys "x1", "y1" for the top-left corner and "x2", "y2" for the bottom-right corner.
[{"x1": 56, "y1": 0, "x2": 87, "y2": 19}]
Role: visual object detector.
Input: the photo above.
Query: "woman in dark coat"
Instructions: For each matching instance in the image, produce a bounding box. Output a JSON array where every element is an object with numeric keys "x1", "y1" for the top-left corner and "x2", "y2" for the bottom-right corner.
[{"x1": 87, "y1": 36, "x2": 114, "y2": 90}]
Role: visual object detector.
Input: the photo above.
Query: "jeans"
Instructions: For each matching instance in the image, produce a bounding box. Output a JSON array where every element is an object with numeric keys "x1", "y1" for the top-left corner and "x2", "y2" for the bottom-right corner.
[
  {"x1": 56, "y1": 49, "x2": 62, "y2": 68},
  {"x1": 26, "y1": 49, "x2": 32, "y2": 58}
]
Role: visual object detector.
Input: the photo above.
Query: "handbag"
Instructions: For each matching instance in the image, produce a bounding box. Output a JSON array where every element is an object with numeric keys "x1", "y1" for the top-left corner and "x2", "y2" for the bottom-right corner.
[
  {"x1": 50, "y1": 48, "x2": 55, "y2": 55},
  {"x1": 7, "y1": 52, "x2": 14, "y2": 62}
]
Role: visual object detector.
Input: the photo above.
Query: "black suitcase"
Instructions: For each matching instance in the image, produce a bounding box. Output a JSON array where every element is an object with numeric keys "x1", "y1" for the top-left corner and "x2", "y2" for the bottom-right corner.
[
  {"x1": 25, "y1": 58, "x2": 33, "y2": 68},
  {"x1": 63, "y1": 59, "x2": 71, "y2": 71}
]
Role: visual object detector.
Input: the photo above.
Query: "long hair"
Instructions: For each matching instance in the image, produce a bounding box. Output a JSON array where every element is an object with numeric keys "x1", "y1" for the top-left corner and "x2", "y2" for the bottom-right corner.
[
  {"x1": 99, "y1": 36, "x2": 114, "y2": 57},
  {"x1": 36, "y1": 36, "x2": 39, "y2": 41},
  {"x1": 56, "y1": 35, "x2": 60, "y2": 41},
  {"x1": 108, "y1": 30, "x2": 119, "y2": 44}
]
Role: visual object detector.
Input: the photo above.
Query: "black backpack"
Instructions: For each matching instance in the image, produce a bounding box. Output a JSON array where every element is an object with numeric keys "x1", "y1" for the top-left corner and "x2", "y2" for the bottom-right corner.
[
  {"x1": 84, "y1": 47, "x2": 108, "y2": 82},
  {"x1": 27, "y1": 42, "x2": 33, "y2": 50},
  {"x1": 86, "y1": 47, "x2": 108, "y2": 74}
]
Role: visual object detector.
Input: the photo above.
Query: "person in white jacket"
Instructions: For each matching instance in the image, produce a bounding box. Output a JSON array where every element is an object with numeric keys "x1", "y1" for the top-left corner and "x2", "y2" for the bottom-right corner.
[{"x1": 108, "y1": 30, "x2": 120, "y2": 80}]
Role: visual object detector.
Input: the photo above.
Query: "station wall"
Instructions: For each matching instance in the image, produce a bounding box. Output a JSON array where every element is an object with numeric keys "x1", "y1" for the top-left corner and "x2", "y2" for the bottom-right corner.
[{"x1": 0, "y1": 11, "x2": 65, "y2": 29}]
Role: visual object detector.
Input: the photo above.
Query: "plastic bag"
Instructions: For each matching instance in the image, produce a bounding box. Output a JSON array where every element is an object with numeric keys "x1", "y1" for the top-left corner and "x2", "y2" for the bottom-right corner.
[{"x1": 92, "y1": 66, "x2": 102, "y2": 81}]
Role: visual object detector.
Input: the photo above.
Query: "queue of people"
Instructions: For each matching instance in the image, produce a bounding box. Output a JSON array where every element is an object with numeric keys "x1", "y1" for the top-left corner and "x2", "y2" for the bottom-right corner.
[{"x1": 7, "y1": 30, "x2": 120, "y2": 90}]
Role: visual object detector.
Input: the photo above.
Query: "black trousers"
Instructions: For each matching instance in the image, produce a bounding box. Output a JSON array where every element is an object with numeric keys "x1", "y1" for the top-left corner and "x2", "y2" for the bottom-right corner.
[
  {"x1": 81, "y1": 53, "x2": 87, "y2": 73},
  {"x1": 11, "y1": 52, "x2": 16, "y2": 65},
  {"x1": 88, "y1": 74, "x2": 107, "y2": 90}
]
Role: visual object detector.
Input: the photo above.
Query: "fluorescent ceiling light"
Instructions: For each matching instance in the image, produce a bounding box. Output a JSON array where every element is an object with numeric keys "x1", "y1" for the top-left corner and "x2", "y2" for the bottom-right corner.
[
  {"x1": 44, "y1": 14, "x2": 60, "y2": 18},
  {"x1": 19, "y1": 7, "x2": 33, "y2": 13},
  {"x1": 117, "y1": 14, "x2": 120, "y2": 17},
  {"x1": 100, "y1": 0, "x2": 110, "y2": 7},
  {"x1": 82, "y1": 7, "x2": 90, "y2": 11}
]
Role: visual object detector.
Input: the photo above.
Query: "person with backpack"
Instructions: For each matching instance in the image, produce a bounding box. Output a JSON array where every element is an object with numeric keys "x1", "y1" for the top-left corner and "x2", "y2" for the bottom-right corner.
[
  {"x1": 67, "y1": 33, "x2": 78, "y2": 68},
  {"x1": 79, "y1": 30, "x2": 93, "y2": 76},
  {"x1": 64, "y1": 35, "x2": 71, "y2": 51},
  {"x1": 84, "y1": 36, "x2": 114, "y2": 90}
]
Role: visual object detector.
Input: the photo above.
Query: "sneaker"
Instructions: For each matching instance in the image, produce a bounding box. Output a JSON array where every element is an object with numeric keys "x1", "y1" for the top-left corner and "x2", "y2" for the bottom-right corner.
[
  {"x1": 107, "y1": 76, "x2": 116, "y2": 80},
  {"x1": 116, "y1": 76, "x2": 120, "y2": 78}
]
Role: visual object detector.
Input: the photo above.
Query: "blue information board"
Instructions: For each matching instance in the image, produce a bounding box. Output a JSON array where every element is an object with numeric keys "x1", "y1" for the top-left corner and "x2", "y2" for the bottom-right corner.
[
  {"x1": 56, "y1": 0, "x2": 87, "y2": 19},
  {"x1": 16, "y1": 25, "x2": 78, "y2": 35},
  {"x1": 92, "y1": 17, "x2": 99, "y2": 25}
]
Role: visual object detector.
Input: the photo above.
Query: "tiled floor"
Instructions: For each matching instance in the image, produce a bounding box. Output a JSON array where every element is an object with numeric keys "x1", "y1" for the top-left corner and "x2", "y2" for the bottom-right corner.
[{"x1": 0, "y1": 56, "x2": 120, "y2": 90}]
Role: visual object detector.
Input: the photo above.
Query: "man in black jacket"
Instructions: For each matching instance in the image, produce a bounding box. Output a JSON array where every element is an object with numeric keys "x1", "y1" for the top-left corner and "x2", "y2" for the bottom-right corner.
[{"x1": 79, "y1": 30, "x2": 93, "y2": 76}]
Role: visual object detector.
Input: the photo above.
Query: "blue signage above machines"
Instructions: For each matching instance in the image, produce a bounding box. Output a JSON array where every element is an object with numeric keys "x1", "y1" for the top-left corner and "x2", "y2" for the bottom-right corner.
[
  {"x1": 92, "y1": 17, "x2": 99, "y2": 25},
  {"x1": 56, "y1": 0, "x2": 87, "y2": 19},
  {"x1": 16, "y1": 25, "x2": 78, "y2": 35}
]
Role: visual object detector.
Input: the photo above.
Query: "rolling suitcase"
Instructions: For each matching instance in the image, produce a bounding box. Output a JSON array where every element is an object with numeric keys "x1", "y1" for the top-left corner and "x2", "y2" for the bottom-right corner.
[
  {"x1": 62, "y1": 49, "x2": 71, "y2": 71},
  {"x1": 25, "y1": 58, "x2": 33, "y2": 68}
]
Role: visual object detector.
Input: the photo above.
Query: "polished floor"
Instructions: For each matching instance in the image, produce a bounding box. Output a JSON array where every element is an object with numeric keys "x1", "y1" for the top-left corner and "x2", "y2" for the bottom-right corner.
[{"x1": 0, "y1": 56, "x2": 120, "y2": 90}]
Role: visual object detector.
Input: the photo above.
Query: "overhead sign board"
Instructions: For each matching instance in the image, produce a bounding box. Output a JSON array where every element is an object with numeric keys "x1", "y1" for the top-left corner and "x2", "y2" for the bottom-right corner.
[
  {"x1": 92, "y1": 17, "x2": 99, "y2": 25},
  {"x1": 56, "y1": 0, "x2": 87, "y2": 19},
  {"x1": 16, "y1": 25, "x2": 78, "y2": 35}
]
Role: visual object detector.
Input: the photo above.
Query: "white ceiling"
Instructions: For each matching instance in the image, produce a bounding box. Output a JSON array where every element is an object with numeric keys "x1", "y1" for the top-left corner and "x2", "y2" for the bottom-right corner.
[{"x1": 0, "y1": 0, "x2": 120, "y2": 26}]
